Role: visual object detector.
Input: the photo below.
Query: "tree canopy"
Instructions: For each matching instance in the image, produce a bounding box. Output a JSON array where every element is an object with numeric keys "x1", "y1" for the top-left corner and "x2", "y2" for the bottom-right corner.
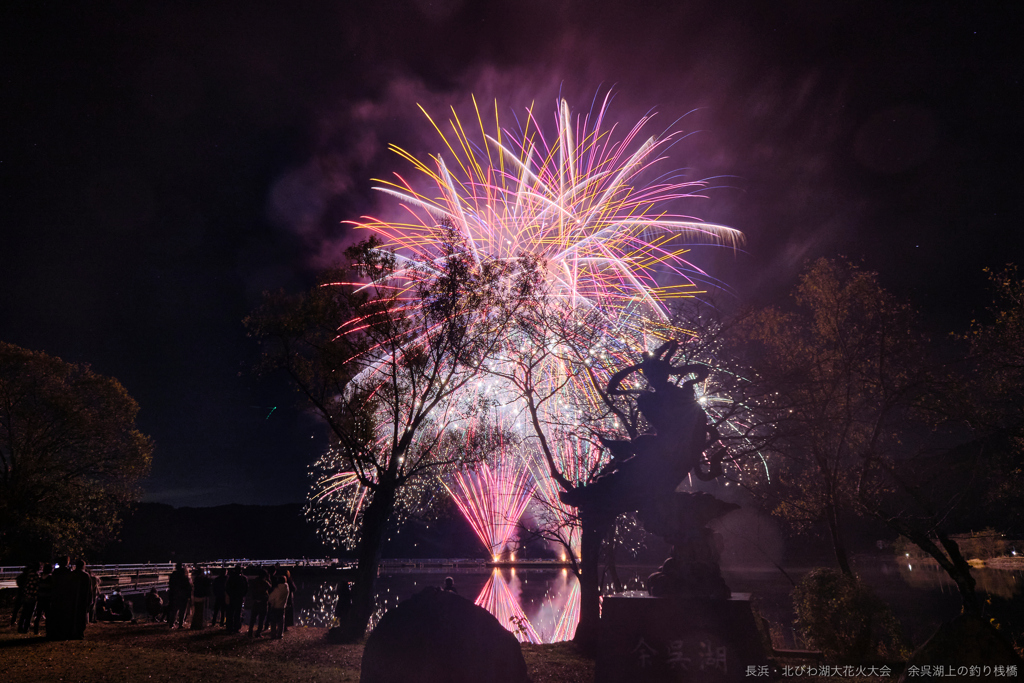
[
  {"x1": 731, "y1": 257, "x2": 934, "y2": 575},
  {"x1": 245, "y1": 235, "x2": 539, "y2": 639},
  {"x1": 731, "y1": 257, "x2": 1024, "y2": 616},
  {"x1": 0, "y1": 342, "x2": 153, "y2": 562}
]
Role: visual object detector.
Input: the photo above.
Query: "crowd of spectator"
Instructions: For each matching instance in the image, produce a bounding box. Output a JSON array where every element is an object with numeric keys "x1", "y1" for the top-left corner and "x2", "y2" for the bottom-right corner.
[
  {"x1": 7, "y1": 557, "x2": 116, "y2": 640},
  {"x1": 7, "y1": 561, "x2": 299, "y2": 641}
]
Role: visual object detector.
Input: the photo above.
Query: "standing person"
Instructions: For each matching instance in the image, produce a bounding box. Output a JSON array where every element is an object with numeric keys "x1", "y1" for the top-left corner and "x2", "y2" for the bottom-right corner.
[
  {"x1": 88, "y1": 571, "x2": 101, "y2": 623},
  {"x1": 163, "y1": 586, "x2": 174, "y2": 623},
  {"x1": 443, "y1": 576, "x2": 458, "y2": 594},
  {"x1": 246, "y1": 569, "x2": 270, "y2": 638},
  {"x1": 16, "y1": 563, "x2": 40, "y2": 633},
  {"x1": 190, "y1": 565, "x2": 211, "y2": 630},
  {"x1": 167, "y1": 562, "x2": 192, "y2": 629},
  {"x1": 224, "y1": 565, "x2": 248, "y2": 634},
  {"x1": 10, "y1": 564, "x2": 29, "y2": 626},
  {"x1": 334, "y1": 581, "x2": 351, "y2": 625},
  {"x1": 209, "y1": 568, "x2": 227, "y2": 627},
  {"x1": 267, "y1": 575, "x2": 289, "y2": 640},
  {"x1": 283, "y1": 570, "x2": 297, "y2": 633},
  {"x1": 69, "y1": 560, "x2": 93, "y2": 640},
  {"x1": 32, "y1": 562, "x2": 53, "y2": 635},
  {"x1": 47, "y1": 557, "x2": 73, "y2": 641}
]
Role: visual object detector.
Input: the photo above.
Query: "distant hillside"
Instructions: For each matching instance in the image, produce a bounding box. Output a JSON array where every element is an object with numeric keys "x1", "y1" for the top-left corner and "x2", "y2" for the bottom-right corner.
[
  {"x1": 96, "y1": 500, "x2": 491, "y2": 564},
  {"x1": 97, "y1": 503, "x2": 329, "y2": 563}
]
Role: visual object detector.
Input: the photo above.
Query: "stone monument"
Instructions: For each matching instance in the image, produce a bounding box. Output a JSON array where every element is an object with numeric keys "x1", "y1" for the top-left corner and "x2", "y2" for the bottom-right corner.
[{"x1": 558, "y1": 341, "x2": 769, "y2": 681}]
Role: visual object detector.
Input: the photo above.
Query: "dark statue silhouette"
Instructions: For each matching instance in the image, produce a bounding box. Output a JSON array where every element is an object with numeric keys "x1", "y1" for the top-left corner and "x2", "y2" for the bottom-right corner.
[{"x1": 560, "y1": 340, "x2": 737, "y2": 599}]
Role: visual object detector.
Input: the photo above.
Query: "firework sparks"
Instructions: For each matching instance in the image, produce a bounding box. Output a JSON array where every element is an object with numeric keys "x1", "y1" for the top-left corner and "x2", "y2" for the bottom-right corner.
[
  {"x1": 316, "y1": 94, "x2": 744, "y2": 557},
  {"x1": 445, "y1": 459, "x2": 535, "y2": 559},
  {"x1": 474, "y1": 569, "x2": 541, "y2": 644},
  {"x1": 549, "y1": 572, "x2": 581, "y2": 642}
]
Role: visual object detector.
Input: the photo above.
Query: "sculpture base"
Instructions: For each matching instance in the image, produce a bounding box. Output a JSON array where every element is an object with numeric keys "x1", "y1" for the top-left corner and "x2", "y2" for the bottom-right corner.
[{"x1": 596, "y1": 593, "x2": 769, "y2": 682}]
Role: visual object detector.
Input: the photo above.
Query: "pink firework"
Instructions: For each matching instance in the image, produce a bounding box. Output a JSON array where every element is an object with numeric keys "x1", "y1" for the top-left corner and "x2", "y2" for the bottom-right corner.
[
  {"x1": 549, "y1": 572, "x2": 581, "y2": 642},
  {"x1": 446, "y1": 458, "x2": 535, "y2": 559},
  {"x1": 339, "y1": 95, "x2": 740, "y2": 562},
  {"x1": 474, "y1": 569, "x2": 541, "y2": 644}
]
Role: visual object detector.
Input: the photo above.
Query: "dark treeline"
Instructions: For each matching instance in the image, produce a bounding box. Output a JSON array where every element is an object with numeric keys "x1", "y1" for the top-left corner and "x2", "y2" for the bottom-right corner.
[
  {"x1": 95, "y1": 504, "x2": 325, "y2": 563},
  {"x1": 68, "y1": 499, "x2": 1022, "y2": 569},
  {"x1": 93, "y1": 501, "x2": 489, "y2": 564}
]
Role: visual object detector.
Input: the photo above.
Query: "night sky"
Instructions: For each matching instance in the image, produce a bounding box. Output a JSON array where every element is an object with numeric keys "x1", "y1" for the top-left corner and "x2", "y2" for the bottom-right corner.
[{"x1": 3, "y1": 1, "x2": 1022, "y2": 507}]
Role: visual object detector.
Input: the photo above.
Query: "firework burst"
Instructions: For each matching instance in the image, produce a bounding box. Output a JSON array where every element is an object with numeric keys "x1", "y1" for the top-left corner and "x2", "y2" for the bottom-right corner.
[
  {"x1": 318, "y1": 94, "x2": 743, "y2": 558},
  {"x1": 445, "y1": 458, "x2": 536, "y2": 560}
]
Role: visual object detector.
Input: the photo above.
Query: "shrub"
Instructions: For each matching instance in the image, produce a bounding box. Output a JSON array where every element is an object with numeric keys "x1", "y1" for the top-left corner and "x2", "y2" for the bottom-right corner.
[{"x1": 792, "y1": 568, "x2": 908, "y2": 661}]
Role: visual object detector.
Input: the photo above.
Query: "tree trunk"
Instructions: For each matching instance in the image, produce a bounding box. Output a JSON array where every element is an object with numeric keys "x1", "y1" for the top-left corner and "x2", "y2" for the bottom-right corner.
[
  {"x1": 824, "y1": 502, "x2": 854, "y2": 577},
  {"x1": 884, "y1": 521, "x2": 981, "y2": 618},
  {"x1": 341, "y1": 480, "x2": 397, "y2": 641},
  {"x1": 935, "y1": 531, "x2": 981, "y2": 617},
  {"x1": 574, "y1": 508, "x2": 609, "y2": 653}
]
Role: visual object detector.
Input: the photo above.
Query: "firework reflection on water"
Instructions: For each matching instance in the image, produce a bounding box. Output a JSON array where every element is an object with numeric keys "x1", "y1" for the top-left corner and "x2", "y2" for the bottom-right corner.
[{"x1": 295, "y1": 569, "x2": 581, "y2": 642}]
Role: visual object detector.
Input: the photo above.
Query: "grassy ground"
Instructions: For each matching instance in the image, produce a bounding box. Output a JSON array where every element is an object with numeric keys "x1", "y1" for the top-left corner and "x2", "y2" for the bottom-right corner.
[
  {"x1": 0, "y1": 620, "x2": 922, "y2": 682},
  {"x1": 0, "y1": 620, "x2": 594, "y2": 683}
]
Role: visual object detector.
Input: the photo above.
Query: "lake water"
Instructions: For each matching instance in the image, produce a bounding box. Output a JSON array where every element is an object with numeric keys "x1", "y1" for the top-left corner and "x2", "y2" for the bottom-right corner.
[
  {"x1": 111, "y1": 556, "x2": 1020, "y2": 646},
  {"x1": 289, "y1": 557, "x2": 1023, "y2": 647},
  {"x1": 296, "y1": 566, "x2": 581, "y2": 643}
]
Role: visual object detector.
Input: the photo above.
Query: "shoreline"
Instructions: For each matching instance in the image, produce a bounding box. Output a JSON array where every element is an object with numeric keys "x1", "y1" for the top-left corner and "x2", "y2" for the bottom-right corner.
[{"x1": 982, "y1": 556, "x2": 1024, "y2": 570}]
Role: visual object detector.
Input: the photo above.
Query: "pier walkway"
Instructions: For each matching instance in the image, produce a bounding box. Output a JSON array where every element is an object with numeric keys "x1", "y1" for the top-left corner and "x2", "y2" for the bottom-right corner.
[
  {"x1": 1, "y1": 557, "x2": 572, "y2": 594},
  {"x1": 0, "y1": 559, "x2": 346, "y2": 594}
]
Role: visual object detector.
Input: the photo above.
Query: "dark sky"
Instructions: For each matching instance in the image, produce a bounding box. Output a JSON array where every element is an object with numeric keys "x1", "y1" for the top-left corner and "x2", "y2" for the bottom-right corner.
[{"x1": 3, "y1": 0, "x2": 1022, "y2": 507}]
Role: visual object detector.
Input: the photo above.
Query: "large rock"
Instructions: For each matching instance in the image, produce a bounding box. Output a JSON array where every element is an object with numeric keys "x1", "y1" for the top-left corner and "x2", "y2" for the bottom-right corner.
[{"x1": 360, "y1": 587, "x2": 530, "y2": 683}]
